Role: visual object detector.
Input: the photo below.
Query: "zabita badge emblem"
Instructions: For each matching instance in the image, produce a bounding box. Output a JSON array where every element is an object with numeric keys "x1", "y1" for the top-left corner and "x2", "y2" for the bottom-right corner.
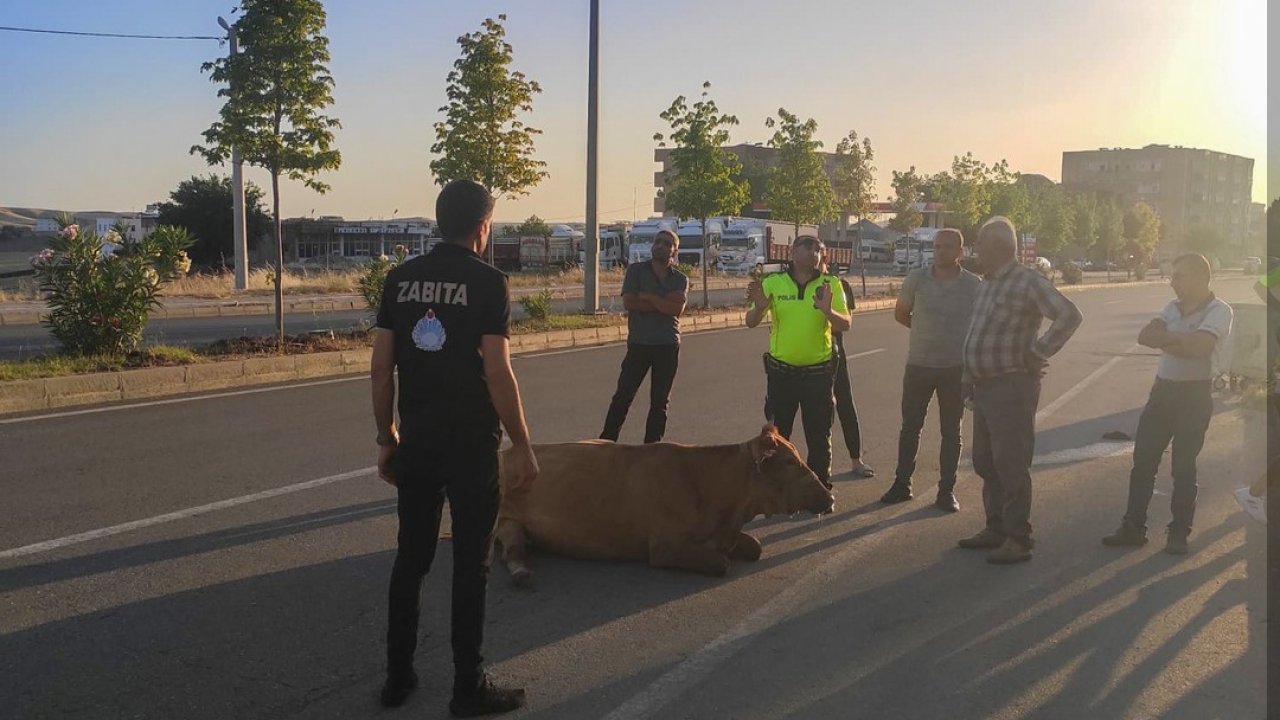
[{"x1": 412, "y1": 309, "x2": 447, "y2": 352}]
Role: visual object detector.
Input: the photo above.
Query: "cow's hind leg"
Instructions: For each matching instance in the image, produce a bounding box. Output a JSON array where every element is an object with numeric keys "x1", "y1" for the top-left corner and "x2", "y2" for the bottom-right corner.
[
  {"x1": 728, "y1": 532, "x2": 762, "y2": 562},
  {"x1": 495, "y1": 518, "x2": 534, "y2": 587},
  {"x1": 649, "y1": 538, "x2": 731, "y2": 577}
]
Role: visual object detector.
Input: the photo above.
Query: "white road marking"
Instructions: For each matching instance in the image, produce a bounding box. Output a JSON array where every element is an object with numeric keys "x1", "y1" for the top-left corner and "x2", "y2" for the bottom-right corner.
[
  {"x1": 602, "y1": 344, "x2": 1141, "y2": 719},
  {"x1": 0, "y1": 375, "x2": 366, "y2": 426},
  {"x1": 0, "y1": 466, "x2": 376, "y2": 561},
  {"x1": 1036, "y1": 344, "x2": 1140, "y2": 424}
]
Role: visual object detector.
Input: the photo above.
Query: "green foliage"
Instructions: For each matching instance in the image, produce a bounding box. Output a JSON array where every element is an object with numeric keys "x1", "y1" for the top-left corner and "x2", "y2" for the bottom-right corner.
[
  {"x1": 515, "y1": 215, "x2": 552, "y2": 237},
  {"x1": 655, "y1": 83, "x2": 750, "y2": 221},
  {"x1": 1060, "y1": 262, "x2": 1083, "y2": 284},
  {"x1": 1072, "y1": 193, "x2": 1100, "y2": 257},
  {"x1": 1122, "y1": 201, "x2": 1161, "y2": 264},
  {"x1": 430, "y1": 15, "x2": 548, "y2": 198},
  {"x1": 764, "y1": 108, "x2": 836, "y2": 228},
  {"x1": 1034, "y1": 186, "x2": 1076, "y2": 258},
  {"x1": 33, "y1": 221, "x2": 193, "y2": 356},
  {"x1": 886, "y1": 167, "x2": 924, "y2": 234},
  {"x1": 831, "y1": 131, "x2": 876, "y2": 222},
  {"x1": 192, "y1": 0, "x2": 342, "y2": 192},
  {"x1": 518, "y1": 288, "x2": 554, "y2": 321},
  {"x1": 155, "y1": 174, "x2": 271, "y2": 270},
  {"x1": 1095, "y1": 198, "x2": 1124, "y2": 264},
  {"x1": 359, "y1": 244, "x2": 410, "y2": 314},
  {"x1": 734, "y1": 156, "x2": 770, "y2": 211},
  {"x1": 1185, "y1": 224, "x2": 1228, "y2": 259}
]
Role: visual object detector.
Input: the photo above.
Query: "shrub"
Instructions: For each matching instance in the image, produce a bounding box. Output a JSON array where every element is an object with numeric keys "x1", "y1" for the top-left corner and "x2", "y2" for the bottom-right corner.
[
  {"x1": 519, "y1": 288, "x2": 554, "y2": 321},
  {"x1": 1060, "y1": 262, "x2": 1083, "y2": 285},
  {"x1": 359, "y1": 244, "x2": 409, "y2": 314},
  {"x1": 32, "y1": 221, "x2": 193, "y2": 355}
]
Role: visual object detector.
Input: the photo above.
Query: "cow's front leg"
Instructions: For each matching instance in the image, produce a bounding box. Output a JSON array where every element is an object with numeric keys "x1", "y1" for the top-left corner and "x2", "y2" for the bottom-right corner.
[
  {"x1": 649, "y1": 538, "x2": 731, "y2": 577},
  {"x1": 728, "y1": 532, "x2": 762, "y2": 562},
  {"x1": 494, "y1": 518, "x2": 534, "y2": 587}
]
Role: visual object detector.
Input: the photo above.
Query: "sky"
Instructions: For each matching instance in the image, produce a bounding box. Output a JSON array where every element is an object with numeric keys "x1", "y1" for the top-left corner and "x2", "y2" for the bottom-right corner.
[{"x1": 0, "y1": 0, "x2": 1268, "y2": 223}]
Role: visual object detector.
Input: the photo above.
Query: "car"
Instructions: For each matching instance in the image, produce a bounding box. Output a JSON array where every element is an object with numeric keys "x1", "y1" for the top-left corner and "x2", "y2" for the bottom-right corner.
[
  {"x1": 1243, "y1": 256, "x2": 1263, "y2": 275},
  {"x1": 1033, "y1": 257, "x2": 1052, "y2": 272}
]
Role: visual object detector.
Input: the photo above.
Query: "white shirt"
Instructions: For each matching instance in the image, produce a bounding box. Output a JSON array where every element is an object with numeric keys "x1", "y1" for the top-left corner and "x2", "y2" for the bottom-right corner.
[{"x1": 1156, "y1": 295, "x2": 1233, "y2": 381}]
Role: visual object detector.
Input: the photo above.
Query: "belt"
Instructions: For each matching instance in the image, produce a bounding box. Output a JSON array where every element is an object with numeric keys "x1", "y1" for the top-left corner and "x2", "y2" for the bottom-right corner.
[{"x1": 763, "y1": 353, "x2": 836, "y2": 377}]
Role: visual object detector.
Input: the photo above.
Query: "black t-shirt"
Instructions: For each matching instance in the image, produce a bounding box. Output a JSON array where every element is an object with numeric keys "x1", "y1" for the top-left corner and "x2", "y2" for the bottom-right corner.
[{"x1": 376, "y1": 242, "x2": 511, "y2": 444}]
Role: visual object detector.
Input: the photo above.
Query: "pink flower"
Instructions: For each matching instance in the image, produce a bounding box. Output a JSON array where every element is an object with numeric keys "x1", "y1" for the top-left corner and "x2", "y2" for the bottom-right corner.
[
  {"x1": 59, "y1": 224, "x2": 80, "y2": 240},
  {"x1": 29, "y1": 248, "x2": 56, "y2": 267}
]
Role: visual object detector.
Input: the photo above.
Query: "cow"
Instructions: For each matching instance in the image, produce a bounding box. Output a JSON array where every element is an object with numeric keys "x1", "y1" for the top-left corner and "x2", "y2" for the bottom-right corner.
[{"x1": 494, "y1": 425, "x2": 835, "y2": 584}]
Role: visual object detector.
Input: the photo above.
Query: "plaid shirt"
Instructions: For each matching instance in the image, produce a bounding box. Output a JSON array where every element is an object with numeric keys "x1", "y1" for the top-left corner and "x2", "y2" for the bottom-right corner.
[{"x1": 963, "y1": 261, "x2": 1082, "y2": 383}]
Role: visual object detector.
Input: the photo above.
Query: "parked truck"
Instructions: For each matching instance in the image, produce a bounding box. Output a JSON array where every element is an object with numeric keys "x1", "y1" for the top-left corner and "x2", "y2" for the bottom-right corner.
[
  {"x1": 716, "y1": 219, "x2": 852, "y2": 274},
  {"x1": 519, "y1": 224, "x2": 585, "y2": 270},
  {"x1": 675, "y1": 218, "x2": 725, "y2": 270},
  {"x1": 627, "y1": 218, "x2": 679, "y2": 265},
  {"x1": 893, "y1": 228, "x2": 942, "y2": 274}
]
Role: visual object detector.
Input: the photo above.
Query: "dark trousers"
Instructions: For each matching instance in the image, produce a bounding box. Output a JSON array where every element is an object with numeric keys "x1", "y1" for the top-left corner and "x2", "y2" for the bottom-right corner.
[
  {"x1": 972, "y1": 372, "x2": 1041, "y2": 546},
  {"x1": 832, "y1": 334, "x2": 863, "y2": 459},
  {"x1": 764, "y1": 357, "x2": 836, "y2": 484},
  {"x1": 386, "y1": 439, "x2": 499, "y2": 690},
  {"x1": 601, "y1": 343, "x2": 680, "y2": 443},
  {"x1": 894, "y1": 364, "x2": 965, "y2": 490},
  {"x1": 1123, "y1": 379, "x2": 1213, "y2": 533}
]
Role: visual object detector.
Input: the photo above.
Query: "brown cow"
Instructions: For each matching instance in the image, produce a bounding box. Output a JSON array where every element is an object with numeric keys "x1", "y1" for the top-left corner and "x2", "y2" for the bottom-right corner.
[{"x1": 494, "y1": 425, "x2": 834, "y2": 583}]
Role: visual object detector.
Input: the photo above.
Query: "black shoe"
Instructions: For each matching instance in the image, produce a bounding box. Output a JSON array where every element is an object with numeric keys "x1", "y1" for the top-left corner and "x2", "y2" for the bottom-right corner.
[
  {"x1": 450, "y1": 676, "x2": 526, "y2": 717},
  {"x1": 1164, "y1": 529, "x2": 1190, "y2": 555},
  {"x1": 935, "y1": 490, "x2": 960, "y2": 512},
  {"x1": 380, "y1": 669, "x2": 418, "y2": 708},
  {"x1": 879, "y1": 481, "x2": 913, "y2": 504},
  {"x1": 1102, "y1": 522, "x2": 1148, "y2": 547}
]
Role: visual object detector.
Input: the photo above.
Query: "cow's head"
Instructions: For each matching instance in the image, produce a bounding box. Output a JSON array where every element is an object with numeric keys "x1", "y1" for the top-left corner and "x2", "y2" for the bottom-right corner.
[{"x1": 747, "y1": 425, "x2": 835, "y2": 517}]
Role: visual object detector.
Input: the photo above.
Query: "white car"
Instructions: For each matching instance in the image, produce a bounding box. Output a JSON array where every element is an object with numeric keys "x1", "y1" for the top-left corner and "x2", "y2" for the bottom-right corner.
[{"x1": 1033, "y1": 256, "x2": 1052, "y2": 273}]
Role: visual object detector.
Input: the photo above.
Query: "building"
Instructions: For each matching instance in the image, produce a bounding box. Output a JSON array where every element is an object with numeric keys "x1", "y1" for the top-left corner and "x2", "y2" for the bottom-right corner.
[
  {"x1": 281, "y1": 217, "x2": 435, "y2": 265},
  {"x1": 1061, "y1": 145, "x2": 1254, "y2": 258}
]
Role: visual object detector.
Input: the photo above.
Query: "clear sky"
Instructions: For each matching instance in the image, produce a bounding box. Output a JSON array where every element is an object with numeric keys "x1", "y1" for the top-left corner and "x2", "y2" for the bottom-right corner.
[{"x1": 0, "y1": 0, "x2": 1268, "y2": 223}]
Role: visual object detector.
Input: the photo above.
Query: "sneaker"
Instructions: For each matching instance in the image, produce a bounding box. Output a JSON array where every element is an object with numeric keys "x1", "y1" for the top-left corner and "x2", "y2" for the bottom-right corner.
[
  {"x1": 1234, "y1": 487, "x2": 1267, "y2": 524},
  {"x1": 987, "y1": 538, "x2": 1033, "y2": 564},
  {"x1": 1164, "y1": 529, "x2": 1190, "y2": 556},
  {"x1": 450, "y1": 676, "x2": 526, "y2": 717},
  {"x1": 879, "y1": 481, "x2": 913, "y2": 504},
  {"x1": 935, "y1": 490, "x2": 960, "y2": 513},
  {"x1": 957, "y1": 528, "x2": 1005, "y2": 549},
  {"x1": 380, "y1": 669, "x2": 418, "y2": 708},
  {"x1": 1102, "y1": 522, "x2": 1148, "y2": 547}
]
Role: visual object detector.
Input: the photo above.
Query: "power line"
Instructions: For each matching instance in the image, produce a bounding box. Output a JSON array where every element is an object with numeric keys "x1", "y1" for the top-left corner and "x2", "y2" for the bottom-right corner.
[{"x1": 0, "y1": 25, "x2": 221, "y2": 41}]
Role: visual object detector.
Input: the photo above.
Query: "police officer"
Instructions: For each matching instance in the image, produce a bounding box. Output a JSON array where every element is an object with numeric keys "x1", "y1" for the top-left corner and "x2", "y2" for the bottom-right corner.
[
  {"x1": 371, "y1": 179, "x2": 537, "y2": 716},
  {"x1": 746, "y1": 235, "x2": 852, "y2": 488}
]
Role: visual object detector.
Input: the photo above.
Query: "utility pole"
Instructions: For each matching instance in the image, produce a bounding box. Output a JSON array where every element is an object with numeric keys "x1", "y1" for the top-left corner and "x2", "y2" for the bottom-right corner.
[
  {"x1": 218, "y1": 16, "x2": 249, "y2": 291},
  {"x1": 583, "y1": 0, "x2": 600, "y2": 313}
]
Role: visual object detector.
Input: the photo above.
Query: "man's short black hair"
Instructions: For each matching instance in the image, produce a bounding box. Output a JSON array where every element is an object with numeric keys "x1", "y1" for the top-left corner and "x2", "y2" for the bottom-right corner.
[
  {"x1": 794, "y1": 235, "x2": 823, "y2": 250},
  {"x1": 654, "y1": 230, "x2": 678, "y2": 247},
  {"x1": 436, "y1": 180, "x2": 495, "y2": 242}
]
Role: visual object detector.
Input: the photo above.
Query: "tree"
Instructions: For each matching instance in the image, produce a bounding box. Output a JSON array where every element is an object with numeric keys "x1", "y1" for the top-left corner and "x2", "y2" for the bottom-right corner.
[
  {"x1": 830, "y1": 130, "x2": 875, "y2": 292},
  {"x1": 733, "y1": 156, "x2": 770, "y2": 215},
  {"x1": 926, "y1": 152, "x2": 992, "y2": 239},
  {"x1": 655, "y1": 82, "x2": 749, "y2": 307},
  {"x1": 430, "y1": 15, "x2": 548, "y2": 264},
  {"x1": 514, "y1": 215, "x2": 551, "y2": 238},
  {"x1": 764, "y1": 108, "x2": 836, "y2": 237},
  {"x1": 1072, "y1": 193, "x2": 1099, "y2": 260},
  {"x1": 1095, "y1": 198, "x2": 1124, "y2": 280},
  {"x1": 886, "y1": 167, "x2": 924, "y2": 235},
  {"x1": 1035, "y1": 185, "x2": 1075, "y2": 260},
  {"x1": 987, "y1": 161, "x2": 1031, "y2": 232},
  {"x1": 1122, "y1": 201, "x2": 1161, "y2": 266},
  {"x1": 193, "y1": 0, "x2": 342, "y2": 348},
  {"x1": 155, "y1": 174, "x2": 271, "y2": 270},
  {"x1": 1186, "y1": 223, "x2": 1228, "y2": 260}
]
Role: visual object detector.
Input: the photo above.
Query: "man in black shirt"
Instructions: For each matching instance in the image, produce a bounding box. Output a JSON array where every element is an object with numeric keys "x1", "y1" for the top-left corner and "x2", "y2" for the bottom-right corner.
[
  {"x1": 371, "y1": 179, "x2": 538, "y2": 717},
  {"x1": 600, "y1": 230, "x2": 688, "y2": 443}
]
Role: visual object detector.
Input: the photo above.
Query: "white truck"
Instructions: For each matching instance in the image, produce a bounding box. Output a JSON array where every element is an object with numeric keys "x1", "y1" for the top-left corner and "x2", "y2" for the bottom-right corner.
[
  {"x1": 675, "y1": 218, "x2": 725, "y2": 270},
  {"x1": 716, "y1": 218, "x2": 821, "y2": 274},
  {"x1": 893, "y1": 228, "x2": 941, "y2": 274},
  {"x1": 627, "y1": 218, "x2": 679, "y2": 265}
]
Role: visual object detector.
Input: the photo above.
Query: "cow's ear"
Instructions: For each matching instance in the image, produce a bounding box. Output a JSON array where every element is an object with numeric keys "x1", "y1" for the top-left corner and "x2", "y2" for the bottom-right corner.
[{"x1": 751, "y1": 425, "x2": 780, "y2": 464}]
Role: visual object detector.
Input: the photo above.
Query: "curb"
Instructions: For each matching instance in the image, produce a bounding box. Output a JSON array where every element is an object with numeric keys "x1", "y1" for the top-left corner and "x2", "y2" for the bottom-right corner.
[{"x1": 0, "y1": 299, "x2": 899, "y2": 416}]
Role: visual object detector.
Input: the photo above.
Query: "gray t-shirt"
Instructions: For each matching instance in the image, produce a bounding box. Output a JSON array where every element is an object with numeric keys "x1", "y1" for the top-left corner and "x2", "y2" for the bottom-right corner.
[
  {"x1": 900, "y1": 265, "x2": 980, "y2": 368},
  {"x1": 622, "y1": 261, "x2": 689, "y2": 345},
  {"x1": 1155, "y1": 295, "x2": 1233, "y2": 381}
]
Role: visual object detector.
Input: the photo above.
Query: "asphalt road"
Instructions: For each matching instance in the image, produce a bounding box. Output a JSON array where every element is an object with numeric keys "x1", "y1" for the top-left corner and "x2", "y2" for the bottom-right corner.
[{"x1": 0, "y1": 276, "x2": 1266, "y2": 720}]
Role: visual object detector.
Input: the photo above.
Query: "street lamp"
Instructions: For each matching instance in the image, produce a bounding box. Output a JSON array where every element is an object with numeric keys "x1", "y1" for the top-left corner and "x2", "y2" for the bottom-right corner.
[
  {"x1": 219, "y1": 16, "x2": 249, "y2": 291},
  {"x1": 582, "y1": 0, "x2": 600, "y2": 314}
]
